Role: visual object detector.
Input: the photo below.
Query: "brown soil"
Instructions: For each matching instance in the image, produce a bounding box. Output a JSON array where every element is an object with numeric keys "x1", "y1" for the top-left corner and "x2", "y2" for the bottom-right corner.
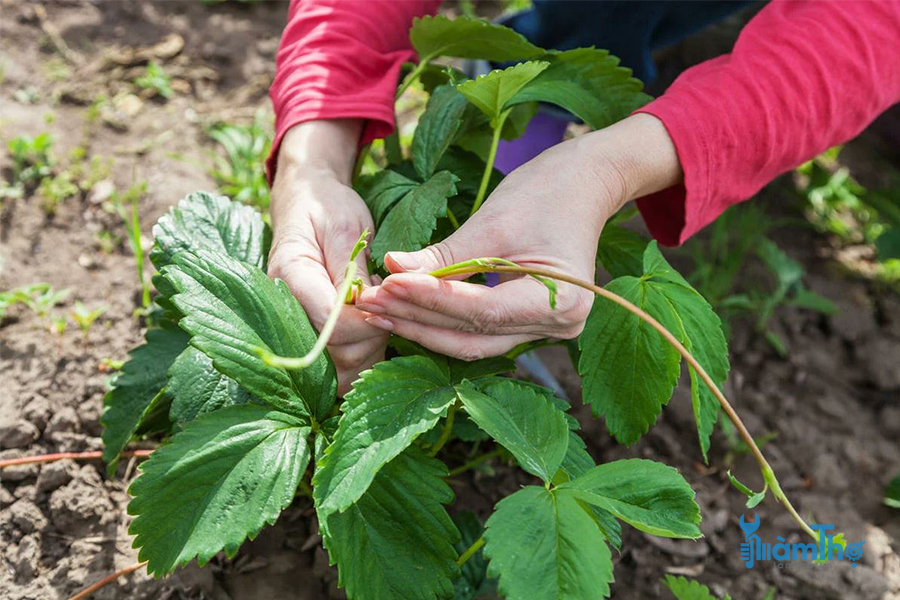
[{"x1": 1, "y1": 2, "x2": 899, "y2": 600}]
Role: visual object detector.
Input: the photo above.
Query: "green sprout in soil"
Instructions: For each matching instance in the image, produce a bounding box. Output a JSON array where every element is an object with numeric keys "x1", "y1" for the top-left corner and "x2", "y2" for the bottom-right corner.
[
  {"x1": 72, "y1": 301, "x2": 107, "y2": 344},
  {"x1": 112, "y1": 182, "x2": 152, "y2": 310},
  {"x1": 207, "y1": 111, "x2": 272, "y2": 210},
  {"x1": 134, "y1": 61, "x2": 174, "y2": 99}
]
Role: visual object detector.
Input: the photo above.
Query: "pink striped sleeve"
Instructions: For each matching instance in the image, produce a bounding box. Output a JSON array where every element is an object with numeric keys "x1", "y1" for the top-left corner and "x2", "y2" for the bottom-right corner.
[
  {"x1": 635, "y1": 0, "x2": 900, "y2": 245},
  {"x1": 267, "y1": 0, "x2": 441, "y2": 182}
]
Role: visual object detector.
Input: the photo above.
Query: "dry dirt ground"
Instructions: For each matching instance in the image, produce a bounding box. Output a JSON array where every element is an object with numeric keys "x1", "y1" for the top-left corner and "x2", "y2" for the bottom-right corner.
[{"x1": 1, "y1": 2, "x2": 899, "y2": 600}]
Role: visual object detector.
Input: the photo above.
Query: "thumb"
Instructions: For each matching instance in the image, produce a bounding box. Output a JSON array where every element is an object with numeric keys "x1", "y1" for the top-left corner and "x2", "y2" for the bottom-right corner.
[{"x1": 385, "y1": 224, "x2": 491, "y2": 275}]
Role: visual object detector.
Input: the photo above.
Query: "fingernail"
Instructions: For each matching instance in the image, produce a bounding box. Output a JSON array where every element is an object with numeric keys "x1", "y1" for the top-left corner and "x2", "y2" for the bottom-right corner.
[
  {"x1": 355, "y1": 302, "x2": 384, "y2": 314},
  {"x1": 386, "y1": 252, "x2": 420, "y2": 272},
  {"x1": 365, "y1": 316, "x2": 394, "y2": 331}
]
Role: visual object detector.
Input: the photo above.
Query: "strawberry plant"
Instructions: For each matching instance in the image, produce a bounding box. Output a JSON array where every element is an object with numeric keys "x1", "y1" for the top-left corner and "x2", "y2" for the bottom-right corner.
[{"x1": 103, "y1": 16, "x2": 824, "y2": 600}]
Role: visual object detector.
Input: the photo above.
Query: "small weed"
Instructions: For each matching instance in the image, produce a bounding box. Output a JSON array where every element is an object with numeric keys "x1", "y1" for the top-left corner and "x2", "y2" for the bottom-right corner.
[
  {"x1": 8, "y1": 133, "x2": 54, "y2": 184},
  {"x1": 207, "y1": 111, "x2": 272, "y2": 209},
  {"x1": 0, "y1": 283, "x2": 70, "y2": 320},
  {"x1": 111, "y1": 182, "x2": 151, "y2": 308},
  {"x1": 72, "y1": 301, "x2": 107, "y2": 344},
  {"x1": 38, "y1": 171, "x2": 79, "y2": 215},
  {"x1": 94, "y1": 230, "x2": 121, "y2": 254},
  {"x1": 796, "y1": 147, "x2": 900, "y2": 279},
  {"x1": 134, "y1": 61, "x2": 174, "y2": 99},
  {"x1": 50, "y1": 315, "x2": 68, "y2": 336}
]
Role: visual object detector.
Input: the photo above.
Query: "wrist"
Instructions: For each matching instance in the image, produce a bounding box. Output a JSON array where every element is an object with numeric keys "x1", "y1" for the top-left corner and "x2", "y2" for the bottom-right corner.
[
  {"x1": 276, "y1": 119, "x2": 364, "y2": 186},
  {"x1": 582, "y1": 113, "x2": 683, "y2": 208}
]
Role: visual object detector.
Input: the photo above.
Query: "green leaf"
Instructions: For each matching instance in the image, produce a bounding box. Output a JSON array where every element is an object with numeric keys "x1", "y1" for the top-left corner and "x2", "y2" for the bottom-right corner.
[
  {"x1": 410, "y1": 15, "x2": 542, "y2": 63},
  {"x1": 101, "y1": 324, "x2": 189, "y2": 474},
  {"x1": 150, "y1": 191, "x2": 269, "y2": 270},
  {"x1": 559, "y1": 458, "x2": 702, "y2": 539},
  {"x1": 128, "y1": 405, "x2": 311, "y2": 575},
  {"x1": 435, "y1": 146, "x2": 502, "y2": 199},
  {"x1": 596, "y1": 224, "x2": 649, "y2": 278},
  {"x1": 557, "y1": 432, "x2": 623, "y2": 550},
  {"x1": 483, "y1": 486, "x2": 614, "y2": 600},
  {"x1": 355, "y1": 169, "x2": 419, "y2": 227},
  {"x1": 885, "y1": 473, "x2": 900, "y2": 509},
  {"x1": 580, "y1": 242, "x2": 729, "y2": 457},
  {"x1": 726, "y1": 471, "x2": 767, "y2": 509},
  {"x1": 457, "y1": 379, "x2": 568, "y2": 483},
  {"x1": 578, "y1": 276, "x2": 681, "y2": 444},
  {"x1": 508, "y1": 49, "x2": 651, "y2": 130},
  {"x1": 643, "y1": 243, "x2": 730, "y2": 460},
  {"x1": 371, "y1": 171, "x2": 458, "y2": 266},
  {"x1": 162, "y1": 249, "x2": 336, "y2": 419},
  {"x1": 313, "y1": 355, "x2": 458, "y2": 518},
  {"x1": 456, "y1": 62, "x2": 549, "y2": 124},
  {"x1": 321, "y1": 448, "x2": 460, "y2": 600},
  {"x1": 875, "y1": 228, "x2": 900, "y2": 261},
  {"x1": 167, "y1": 346, "x2": 254, "y2": 424},
  {"x1": 661, "y1": 575, "x2": 728, "y2": 600},
  {"x1": 413, "y1": 84, "x2": 470, "y2": 180}
]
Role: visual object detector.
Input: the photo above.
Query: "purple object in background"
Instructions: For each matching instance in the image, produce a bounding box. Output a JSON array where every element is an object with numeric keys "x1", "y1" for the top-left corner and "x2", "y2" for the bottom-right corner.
[{"x1": 493, "y1": 111, "x2": 570, "y2": 175}]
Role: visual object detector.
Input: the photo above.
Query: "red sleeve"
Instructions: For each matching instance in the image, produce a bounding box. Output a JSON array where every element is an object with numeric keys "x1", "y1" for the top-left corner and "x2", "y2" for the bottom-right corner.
[
  {"x1": 635, "y1": 0, "x2": 900, "y2": 246},
  {"x1": 267, "y1": 0, "x2": 441, "y2": 182}
]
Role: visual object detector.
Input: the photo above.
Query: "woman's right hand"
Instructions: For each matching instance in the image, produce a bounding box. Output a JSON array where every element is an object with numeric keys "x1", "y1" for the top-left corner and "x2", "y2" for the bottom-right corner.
[{"x1": 267, "y1": 120, "x2": 389, "y2": 395}]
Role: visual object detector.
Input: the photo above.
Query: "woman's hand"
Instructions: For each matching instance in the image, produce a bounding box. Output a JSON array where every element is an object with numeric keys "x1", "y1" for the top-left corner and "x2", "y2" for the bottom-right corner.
[
  {"x1": 355, "y1": 114, "x2": 681, "y2": 360},
  {"x1": 268, "y1": 120, "x2": 389, "y2": 393}
]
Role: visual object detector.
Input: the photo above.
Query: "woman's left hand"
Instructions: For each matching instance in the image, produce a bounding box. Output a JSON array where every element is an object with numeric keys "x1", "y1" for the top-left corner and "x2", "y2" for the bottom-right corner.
[{"x1": 355, "y1": 114, "x2": 681, "y2": 360}]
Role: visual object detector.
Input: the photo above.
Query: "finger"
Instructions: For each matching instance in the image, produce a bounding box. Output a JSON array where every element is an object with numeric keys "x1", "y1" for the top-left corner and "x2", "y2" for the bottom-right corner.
[
  {"x1": 383, "y1": 212, "x2": 503, "y2": 274},
  {"x1": 323, "y1": 220, "x2": 375, "y2": 287},
  {"x1": 360, "y1": 272, "x2": 584, "y2": 338},
  {"x1": 328, "y1": 333, "x2": 389, "y2": 372},
  {"x1": 333, "y1": 341, "x2": 386, "y2": 396},
  {"x1": 272, "y1": 246, "x2": 384, "y2": 345},
  {"x1": 363, "y1": 315, "x2": 540, "y2": 361}
]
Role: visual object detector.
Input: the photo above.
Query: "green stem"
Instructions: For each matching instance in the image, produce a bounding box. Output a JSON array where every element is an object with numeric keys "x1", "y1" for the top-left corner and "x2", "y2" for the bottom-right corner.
[
  {"x1": 257, "y1": 231, "x2": 368, "y2": 370},
  {"x1": 469, "y1": 111, "x2": 508, "y2": 218},
  {"x1": 297, "y1": 479, "x2": 313, "y2": 499},
  {"x1": 430, "y1": 260, "x2": 818, "y2": 543},
  {"x1": 131, "y1": 193, "x2": 149, "y2": 308},
  {"x1": 457, "y1": 535, "x2": 484, "y2": 567},
  {"x1": 448, "y1": 448, "x2": 504, "y2": 477},
  {"x1": 445, "y1": 205, "x2": 460, "y2": 230},
  {"x1": 429, "y1": 400, "x2": 460, "y2": 457},
  {"x1": 396, "y1": 59, "x2": 429, "y2": 100}
]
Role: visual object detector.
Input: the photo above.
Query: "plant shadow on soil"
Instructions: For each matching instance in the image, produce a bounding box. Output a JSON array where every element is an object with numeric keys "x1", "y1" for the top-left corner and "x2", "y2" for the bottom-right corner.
[{"x1": 1, "y1": 2, "x2": 899, "y2": 599}]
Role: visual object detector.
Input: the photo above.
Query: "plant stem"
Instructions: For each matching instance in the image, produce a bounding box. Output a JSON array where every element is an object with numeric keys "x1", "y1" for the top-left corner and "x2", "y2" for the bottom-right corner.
[
  {"x1": 445, "y1": 205, "x2": 460, "y2": 230},
  {"x1": 429, "y1": 400, "x2": 460, "y2": 457},
  {"x1": 395, "y1": 59, "x2": 429, "y2": 100},
  {"x1": 66, "y1": 561, "x2": 146, "y2": 600},
  {"x1": 457, "y1": 535, "x2": 484, "y2": 567},
  {"x1": 259, "y1": 231, "x2": 368, "y2": 370},
  {"x1": 448, "y1": 448, "x2": 504, "y2": 477},
  {"x1": 470, "y1": 111, "x2": 508, "y2": 218},
  {"x1": 132, "y1": 192, "x2": 150, "y2": 309},
  {"x1": 431, "y1": 260, "x2": 818, "y2": 542},
  {"x1": 0, "y1": 449, "x2": 152, "y2": 469}
]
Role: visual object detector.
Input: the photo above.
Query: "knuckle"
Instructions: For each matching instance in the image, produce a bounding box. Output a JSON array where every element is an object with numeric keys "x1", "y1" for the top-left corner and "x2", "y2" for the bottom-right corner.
[
  {"x1": 547, "y1": 288, "x2": 593, "y2": 333},
  {"x1": 424, "y1": 242, "x2": 457, "y2": 269},
  {"x1": 452, "y1": 344, "x2": 486, "y2": 362},
  {"x1": 471, "y1": 304, "x2": 508, "y2": 334}
]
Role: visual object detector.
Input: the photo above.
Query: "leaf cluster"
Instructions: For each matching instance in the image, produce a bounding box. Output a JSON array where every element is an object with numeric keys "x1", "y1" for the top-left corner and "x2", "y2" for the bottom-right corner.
[{"x1": 101, "y1": 15, "x2": 735, "y2": 600}]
